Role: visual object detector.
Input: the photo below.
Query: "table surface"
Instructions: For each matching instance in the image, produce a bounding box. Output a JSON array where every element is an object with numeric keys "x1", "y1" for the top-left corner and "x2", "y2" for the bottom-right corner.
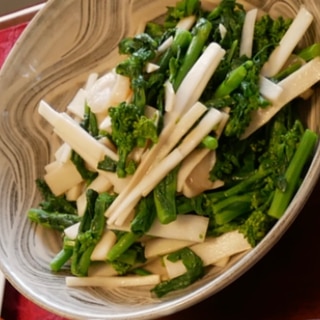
[{"x1": 2, "y1": 6, "x2": 320, "y2": 320}]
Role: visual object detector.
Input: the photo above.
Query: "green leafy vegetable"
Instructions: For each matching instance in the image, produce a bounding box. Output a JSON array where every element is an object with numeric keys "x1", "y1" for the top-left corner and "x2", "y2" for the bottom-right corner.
[
  {"x1": 107, "y1": 232, "x2": 140, "y2": 262},
  {"x1": 71, "y1": 151, "x2": 98, "y2": 182},
  {"x1": 172, "y1": 18, "x2": 212, "y2": 90},
  {"x1": 35, "y1": 179, "x2": 77, "y2": 215},
  {"x1": 109, "y1": 102, "x2": 159, "y2": 177},
  {"x1": 131, "y1": 195, "x2": 156, "y2": 235},
  {"x1": 152, "y1": 247, "x2": 204, "y2": 298},
  {"x1": 164, "y1": 0, "x2": 201, "y2": 29},
  {"x1": 80, "y1": 104, "x2": 99, "y2": 137},
  {"x1": 268, "y1": 129, "x2": 318, "y2": 219},
  {"x1": 27, "y1": 208, "x2": 80, "y2": 232},
  {"x1": 71, "y1": 190, "x2": 115, "y2": 276},
  {"x1": 153, "y1": 166, "x2": 179, "y2": 224}
]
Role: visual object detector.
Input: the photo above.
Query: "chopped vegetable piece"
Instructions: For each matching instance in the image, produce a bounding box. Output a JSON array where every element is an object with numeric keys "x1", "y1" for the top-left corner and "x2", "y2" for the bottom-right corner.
[{"x1": 268, "y1": 129, "x2": 318, "y2": 219}]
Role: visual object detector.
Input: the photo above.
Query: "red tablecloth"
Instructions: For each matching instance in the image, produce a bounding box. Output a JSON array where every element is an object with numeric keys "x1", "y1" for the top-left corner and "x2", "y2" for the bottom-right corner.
[
  {"x1": 0, "y1": 23, "x2": 27, "y2": 67},
  {"x1": 0, "y1": 22, "x2": 67, "y2": 320}
]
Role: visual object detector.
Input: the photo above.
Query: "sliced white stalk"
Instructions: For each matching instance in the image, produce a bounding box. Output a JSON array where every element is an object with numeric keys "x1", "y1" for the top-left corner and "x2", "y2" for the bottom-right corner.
[
  {"x1": 86, "y1": 71, "x2": 131, "y2": 114},
  {"x1": 145, "y1": 62, "x2": 160, "y2": 73},
  {"x1": 44, "y1": 160, "x2": 83, "y2": 196},
  {"x1": 91, "y1": 230, "x2": 117, "y2": 261},
  {"x1": 129, "y1": 146, "x2": 147, "y2": 163},
  {"x1": 65, "y1": 182, "x2": 83, "y2": 201},
  {"x1": 144, "y1": 238, "x2": 194, "y2": 259},
  {"x1": 99, "y1": 116, "x2": 112, "y2": 132},
  {"x1": 104, "y1": 101, "x2": 207, "y2": 219},
  {"x1": 157, "y1": 36, "x2": 173, "y2": 55},
  {"x1": 76, "y1": 195, "x2": 88, "y2": 217},
  {"x1": 219, "y1": 23, "x2": 227, "y2": 40},
  {"x1": 164, "y1": 231, "x2": 251, "y2": 279},
  {"x1": 66, "y1": 88, "x2": 87, "y2": 119},
  {"x1": 191, "y1": 231, "x2": 251, "y2": 266},
  {"x1": 242, "y1": 57, "x2": 320, "y2": 138},
  {"x1": 96, "y1": 112, "x2": 109, "y2": 127},
  {"x1": 66, "y1": 274, "x2": 161, "y2": 288},
  {"x1": 108, "y1": 149, "x2": 183, "y2": 226},
  {"x1": 86, "y1": 71, "x2": 117, "y2": 113},
  {"x1": 146, "y1": 102, "x2": 208, "y2": 171},
  {"x1": 38, "y1": 100, "x2": 63, "y2": 127},
  {"x1": 259, "y1": 76, "x2": 283, "y2": 102},
  {"x1": 183, "y1": 178, "x2": 224, "y2": 198},
  {"x1": 110, "y1": 107, "x2": 223, "y2": 226},
  {"x1": 176, "y1": 15, "x2": 196, "y2": 30},
  {"x1": 215, "y1": 109, "x2": 230, "y2": 138},
  {"x1": 173, "y1": 108, "x2": 223, "y2": 158},
  {"x1": 84, "y1": 72, "x2": 99, "y2": 90},
  {"x1": 54, "y1": 114, "x2": 118, "y2": 166},
  {"x1": 109, "y1": 73, "x2": 132, "y2": 107},
  {"x1": 39, "y1": 101, "x2": 119, "y2": 168},
  {"x1": 89, "y1": 173, "x2": 112, "y2": 191},
  {"x1": 44, "y1": 160, "x2": 61, "y2": 173},
  {"x1": 109, "y1": 214, "x2": 209, "y2": 243},
  {"x1": 88, "y1": 262, "x2": 118, "y2": 277},
  {"x1": 240, "y1": 8, "x2": 258, "y2": 58},
  {"x1": 98, "y1": 136, "x2": 116, "y2": 152},
  {"x1": 64, "y1": 222, "x2": 80, "y2": 240},
  {"x1": 261, "y1": 6, "x2": 313, "y2": 77},
  {"x1": 182, "y1": 151, "x2": 224, "y2": 198},
  {"x1": 142, "y1": 258, "x2": 169, "y2": 280},
  {"x1": 164, "y1": 80, "x2": 176, "y2": 112},
  {"x1": 76, "y1": 193, "x2": 87, "y2": 217},
  {"x1": 165, "y1": 42, "x2": 225, "y2": 125},
  {"x1": 54, "y1": 142, "x2": 72, "y2": 163},
  {"x1": 99, "y1": 171, "x2": 132, "y2": 194},
  {"x1": 141, "y1": 149, "x2": 183, "y2": 196},
  {"x1": 177, "y1": 148, "x2": 210, "y2": 192},
  {"x1": 164, "y1": 257, "x2": 187, "y2": 279},
  {"x1": 214, "y1": 256, "x2": 230, "y2": 268}
]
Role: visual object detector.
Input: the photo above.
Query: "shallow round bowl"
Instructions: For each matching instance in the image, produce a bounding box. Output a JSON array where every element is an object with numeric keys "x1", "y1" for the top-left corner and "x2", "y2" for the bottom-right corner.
[{"x1": 1, "y1": 0, "x2": 320, "y2": 319}]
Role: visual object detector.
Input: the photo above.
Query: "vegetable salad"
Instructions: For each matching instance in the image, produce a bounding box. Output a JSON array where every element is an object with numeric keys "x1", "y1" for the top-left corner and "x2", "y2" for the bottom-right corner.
[{"x1": 28, "y1": 0, "x2": 319, "y2": 297}]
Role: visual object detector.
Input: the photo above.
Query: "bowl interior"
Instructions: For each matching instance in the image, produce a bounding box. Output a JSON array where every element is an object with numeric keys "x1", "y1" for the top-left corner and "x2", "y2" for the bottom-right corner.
[{"x1": 1, "y1": 0, "x2": 320, "y2": 319}]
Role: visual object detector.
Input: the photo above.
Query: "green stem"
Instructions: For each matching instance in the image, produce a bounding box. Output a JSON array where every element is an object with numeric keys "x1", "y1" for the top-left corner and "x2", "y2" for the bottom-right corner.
[
  {"x1": 159, "y1": 29, "x2": 192, "y2": 71},
  {"x1": 153, "y1": 167, "x2": 179, "y2": 224},
  {"x1": 131, "y1": 195, "x2": 156, "y2": 235},
  {"x1": 107, "y1": 232, "x2": 140, "y2": 262},
  {"x1": 213, "y1": 60, "x2": 253, "y2": 98},
  {"x1": 213, "y1": 193, "x2": 253, "y2": 225},
  {"x1": 297, "y1": 43, "x2": 320, "y2": 62},
  {"x1": 268, "y1": 129, "x2": 318, "y2": 219},
  {"x1": 173, "y1": 18, "x2": 212, "y2": 90},
  {"x1": 271, "y1": 61, "x2": 302, "y2": 82},
  {"x1": 50, "y1": 248, "x2": 73, "y2": 272},
  {"x1": 223, "y1": 168, "x2": 271, "y2": 197},
  {"x1": 27, "y1": 208, "x2": 80, "y2": 232}
]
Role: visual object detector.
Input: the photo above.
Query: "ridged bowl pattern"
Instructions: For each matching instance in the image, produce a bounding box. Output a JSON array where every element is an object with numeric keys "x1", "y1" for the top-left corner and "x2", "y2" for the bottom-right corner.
[{"x1": 1, "y1": 0, "x2": 320, "y2": 319}]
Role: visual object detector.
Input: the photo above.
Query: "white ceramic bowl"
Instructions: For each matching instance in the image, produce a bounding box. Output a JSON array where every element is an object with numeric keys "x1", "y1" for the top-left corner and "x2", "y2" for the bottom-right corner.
[{"x1": 1, "y1": 0, "x2": 320, "y2": 319}]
